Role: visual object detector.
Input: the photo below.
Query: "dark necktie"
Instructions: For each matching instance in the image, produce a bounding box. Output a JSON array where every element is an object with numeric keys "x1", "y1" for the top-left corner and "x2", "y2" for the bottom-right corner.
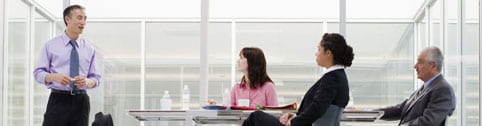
[
  {"x1": 408, "y1": 87, "x2": 424, "y2": 104},
  {"x1": 418, "y1": 86, "x2": 424, "y2": 95},
  {"x1": 401, "y1": 87, "x2": 425, "y2": 122},
  {"x1": 70, "y1": 40, "x2": 79, "y2": 90}
]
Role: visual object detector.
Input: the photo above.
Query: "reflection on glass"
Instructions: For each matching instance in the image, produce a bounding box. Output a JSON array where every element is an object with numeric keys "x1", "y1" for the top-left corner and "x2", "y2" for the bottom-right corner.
[
  {"x1": 82, "y1": 22, "x2": 142, "y2": 126},
  {"x1": 446, "y1": 23, "x2": 458, "y2": 126},
  {"x1": 346, "y1": 22, "x2": 414, "y2": 105},
  {"x1": 463, "y1": 0, "x2": 480, "y2": 123},
  {"x1": 445, "y1": 0, "x2": 459, "y2": 125},
  {"x1": 8, "y1": 22, "x2": 27, "y2": 126},
  {"x1": 32, "y1": 18, "x2": 52, "y2": 125},
  {"x1": 207, "y1": 23, "x2": 232, "y2": 105},
  {"x1": 431, "y1": 1, "x2": 441, "y2": 47},
  {"x1": 7, "y1": 0, "x2": 29, "y2": 125},
  {"x1": 419, "y1": 13, "x2": 428, "y2": 50},
  {"x1": 144, "y1": 22, "x2": 201, "y2": 126}
]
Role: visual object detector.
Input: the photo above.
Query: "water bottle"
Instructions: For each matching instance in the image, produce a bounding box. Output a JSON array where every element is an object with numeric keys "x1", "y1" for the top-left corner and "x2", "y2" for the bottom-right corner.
[
  {"x1": 222, "y1": 88, "x2": 231, "y2": 106},
  {"x1": 161, "y1": 90, "x2": 172, "y2": 110},
  {"x1": 181, "y1": 85, "x2": 190, "y2": 110}
]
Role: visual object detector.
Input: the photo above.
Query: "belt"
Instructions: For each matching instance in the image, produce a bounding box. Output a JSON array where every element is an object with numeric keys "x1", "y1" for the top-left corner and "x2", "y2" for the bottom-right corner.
[{"x1": 51, "y1": 89, "x2": 86, "y2": 95}]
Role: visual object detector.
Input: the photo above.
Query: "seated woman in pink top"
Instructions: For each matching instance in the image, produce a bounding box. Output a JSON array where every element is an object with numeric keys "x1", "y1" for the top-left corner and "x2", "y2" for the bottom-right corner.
[{"x1": 230, "y1": 47, "x2": 278, "y2": 108}]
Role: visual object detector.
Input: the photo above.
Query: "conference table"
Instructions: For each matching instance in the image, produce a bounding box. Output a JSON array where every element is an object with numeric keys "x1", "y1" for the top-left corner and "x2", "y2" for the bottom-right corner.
[{"x1": 127, "y1": 109, "x2": 384, "y2": 126}]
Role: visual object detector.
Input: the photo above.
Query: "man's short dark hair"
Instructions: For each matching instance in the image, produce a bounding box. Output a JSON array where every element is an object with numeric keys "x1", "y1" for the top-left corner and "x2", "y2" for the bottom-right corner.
[{"x1": 63, "y1": 5, "x2": 85, "y2": 26}]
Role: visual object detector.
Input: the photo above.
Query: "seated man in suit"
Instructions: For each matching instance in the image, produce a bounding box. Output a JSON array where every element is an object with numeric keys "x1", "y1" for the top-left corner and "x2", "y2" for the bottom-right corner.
[{"x1": 377, "y1": 46, "x2": 456, "y2": 126}]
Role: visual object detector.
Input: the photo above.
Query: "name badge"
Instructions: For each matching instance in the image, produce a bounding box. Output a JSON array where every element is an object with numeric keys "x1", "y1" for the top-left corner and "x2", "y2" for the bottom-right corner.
[{"x1": 238, "y1": 99, "x2": 250, "y2": 106}]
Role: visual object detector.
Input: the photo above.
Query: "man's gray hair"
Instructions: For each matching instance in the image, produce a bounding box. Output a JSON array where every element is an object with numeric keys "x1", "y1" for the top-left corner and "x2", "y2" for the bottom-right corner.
[{"x1": 424, "y1": 46, "x2": 444, "y2": 71}]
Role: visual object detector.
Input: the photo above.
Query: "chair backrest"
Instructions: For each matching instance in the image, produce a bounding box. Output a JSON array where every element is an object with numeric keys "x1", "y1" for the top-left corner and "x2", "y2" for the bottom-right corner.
[
  {"x1": 92, "y1": 112, "x2": 114, "y2": 126},
  {"x1": 312, "y1": 105, "x2": 343, "y2": 126},
  {"x1": 441, "y1": 116, "x2": 449, "y2": 126}
]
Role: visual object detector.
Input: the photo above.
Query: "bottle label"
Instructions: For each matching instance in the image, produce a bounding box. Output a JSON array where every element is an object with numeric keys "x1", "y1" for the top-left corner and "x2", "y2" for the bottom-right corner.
[
  {"x1": 182, "y1": 94, "x2": 190, "y2": 110},
  {"x1": 161, "y1": 99, "x2": 172, "y2": 110},
  {"x1": 182, "y1": 95, "x2": 189, "y2": 101}
]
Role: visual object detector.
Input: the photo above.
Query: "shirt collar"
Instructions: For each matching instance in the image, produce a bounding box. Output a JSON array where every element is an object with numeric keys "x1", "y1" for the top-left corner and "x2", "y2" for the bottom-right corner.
[
  {"x1": 321, "y1": 65, "x2": 345, "y2": 76},
  {"x1": 423, "y1": 73, "x2": 441, "y2": 89},
  {"x1": 61, "y1": 31, "x2": 81, "y2": 48}
]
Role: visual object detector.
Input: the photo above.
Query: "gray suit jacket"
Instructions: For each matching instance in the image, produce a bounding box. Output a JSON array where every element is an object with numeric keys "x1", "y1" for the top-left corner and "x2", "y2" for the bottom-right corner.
[
  {"x1": 312, "y1": 105, "x2": 343, "y2": 126},
  {"x1": 379, "y1": 75, "x2": 456, "y2": 126}
]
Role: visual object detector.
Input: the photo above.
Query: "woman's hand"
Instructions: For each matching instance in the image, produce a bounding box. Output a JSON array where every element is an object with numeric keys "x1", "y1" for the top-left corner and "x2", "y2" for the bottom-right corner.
[
  {"x1": 279, "y1": 112, "x2": 296, "y2": 126},
  {"x1": 207, "y1": 99, "x2": 217, "y2": 105}
]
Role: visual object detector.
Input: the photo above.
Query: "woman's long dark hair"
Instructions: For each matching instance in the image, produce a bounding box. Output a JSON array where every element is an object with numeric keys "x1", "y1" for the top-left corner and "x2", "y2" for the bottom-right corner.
[
  {"x1": 240, "y1": 47, "x2": 273, "y2": 89},
  {"x1": 320, "y1": 33, "x2": 354, "y2": 67}
]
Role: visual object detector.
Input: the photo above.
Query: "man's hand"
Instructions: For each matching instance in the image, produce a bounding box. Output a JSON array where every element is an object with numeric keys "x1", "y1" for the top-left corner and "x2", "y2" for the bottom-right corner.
[
  {"x1": 45, "y1": 74, "x2": 71, "y2": 85},
  {"x1": 279, "y1": 112, "x2": 296, "y2": 126},
  {"x1": 74, "y1": 76, "x2": 95, "y2": 88}
]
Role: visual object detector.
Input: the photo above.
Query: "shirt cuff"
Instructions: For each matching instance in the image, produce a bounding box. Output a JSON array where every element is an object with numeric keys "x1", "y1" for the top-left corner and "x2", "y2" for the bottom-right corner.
[{"x1": 37, "y1": 72, "x2": 51, "y2": 85}]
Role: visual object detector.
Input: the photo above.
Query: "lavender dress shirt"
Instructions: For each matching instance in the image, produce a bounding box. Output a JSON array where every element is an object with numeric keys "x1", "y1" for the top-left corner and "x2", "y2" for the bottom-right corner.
[{"x1": 33, "y1": 32, "x2": 101, "y2": 91}]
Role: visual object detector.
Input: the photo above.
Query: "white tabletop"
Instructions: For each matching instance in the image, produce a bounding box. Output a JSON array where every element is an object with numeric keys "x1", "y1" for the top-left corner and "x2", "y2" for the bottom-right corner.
[{"x1": 127, "y1": 109, "x2": 383, "y2": 125}]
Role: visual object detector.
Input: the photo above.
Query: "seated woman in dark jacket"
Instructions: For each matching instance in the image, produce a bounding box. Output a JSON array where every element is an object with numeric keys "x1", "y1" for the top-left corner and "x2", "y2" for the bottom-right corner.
[{"x1": 242, "y1": 33, "x2": 355, "y2": 126}]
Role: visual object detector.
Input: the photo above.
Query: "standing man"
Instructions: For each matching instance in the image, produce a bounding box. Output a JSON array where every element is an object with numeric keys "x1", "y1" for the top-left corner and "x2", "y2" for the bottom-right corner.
[
  {"x1": 33, "y1": 5, "x2": 100, "y2": 126},
  {"x1": 378, "y1": 46, "x2": 455, "y2": 126}
]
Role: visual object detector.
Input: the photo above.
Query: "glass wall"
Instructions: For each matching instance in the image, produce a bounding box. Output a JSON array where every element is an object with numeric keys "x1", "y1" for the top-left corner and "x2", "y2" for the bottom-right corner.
[
  {"x1": 6, "y1": 18, "x2": 28, "y2": 126},
  {"x1": 206, "y1": 22, "x2": 232, "y2": 107},
  {"x1": 145, "y1": 22, "x2": 200, "y2": 126},
  {"x1": 463, "y1": 0, "x2": 479, "y2": 124},
  {"x1": 82, "y1": 21, "x2": 142, "y2": 126},
  {"x1": 430, "y1": 0, "x2": 442, "y2": 47},
  {"x1": 0, "y1": 0, "x2": 4, "y2": 125},
  {"x1": 419, "y1": 13, "x2": 428, "y2": 51},
  {"x1": 6, "y1": 0, "x2": 29, "y2": 125},
  {"x1": 345, "y1": 22, "x2": 414, "y2": 125},
  {"x1": 32, "y1": 11, "x2": 52, "y2": 126},
  {"x1": 423, "y1": 0, "x2": 480, "y2": 125},
  {"x1": 346, "y1": 22, "x2": 414, "y2": 107},
  {"x1": 445, "y1": 0, "x2": 459, "y2": 125},
  {"x1": 0, "y1": 1, "x2": 6, "y2": 125}
]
